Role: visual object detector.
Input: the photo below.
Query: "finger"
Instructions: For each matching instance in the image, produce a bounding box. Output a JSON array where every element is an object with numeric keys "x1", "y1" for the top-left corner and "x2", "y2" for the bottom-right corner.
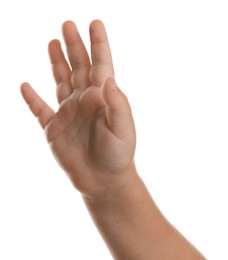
[
  {"x1": 89, "y1": 20, "x2": 114, "y2": 87},
  {"x1": 48, "y1": 40, "x2": 72, "y2": 104},
  {"x1": 102, "y1": 77, "x2": 135, "y2": 141},
  {"x1": 20, "y1": 82, "x2": 55, "y2": 129},
  {"x1": 62, "y1": 21, "x2": 91, "y2": 89}
]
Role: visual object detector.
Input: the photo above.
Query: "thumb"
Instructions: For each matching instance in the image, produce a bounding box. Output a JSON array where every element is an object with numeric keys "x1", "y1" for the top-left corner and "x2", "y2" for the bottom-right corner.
[{"x1": 102, "y1": 77, "x2": 135, "y2": 141}]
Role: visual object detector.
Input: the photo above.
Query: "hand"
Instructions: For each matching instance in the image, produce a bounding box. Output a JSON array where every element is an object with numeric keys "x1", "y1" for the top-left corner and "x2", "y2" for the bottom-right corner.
[{"x1": 21, "y1": 20, "x2": 136, "y2": 198}]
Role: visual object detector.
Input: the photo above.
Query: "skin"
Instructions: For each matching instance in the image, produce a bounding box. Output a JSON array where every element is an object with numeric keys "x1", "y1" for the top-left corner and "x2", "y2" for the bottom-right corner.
[
  {"x1": 21, "y1": 20, "x2": 135, "y2": 198},
  {"x1": 21, "y1": 20, "x2": 206, "y2": 259}
]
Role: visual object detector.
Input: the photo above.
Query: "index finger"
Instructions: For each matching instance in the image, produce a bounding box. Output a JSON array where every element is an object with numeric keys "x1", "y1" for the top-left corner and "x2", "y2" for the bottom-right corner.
[{"x1": 89, "y1": 20, "x2": 114, "y2": 86}]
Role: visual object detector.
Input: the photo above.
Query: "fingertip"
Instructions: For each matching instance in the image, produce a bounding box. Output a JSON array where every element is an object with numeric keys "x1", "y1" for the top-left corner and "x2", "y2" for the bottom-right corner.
[
  {"x1": 48, "y1": 39, "x2": 60, "y2": 50},
  {"x1": 105, "y1": 76, "x2": 118, "y2": 90},
  {"x1": 20, "y1": 83, "x2": 55, "y2": 129},
  {"x1": 48, "y1": 39, "x2": 63, "y2": 64},
  {"x1": 20, "y1": 82, "x2": 30, "y2": 95},
  {"x1": 89, "y1": 19, "x2": 104, "y2": 29},
  {"x1": 62, "y1": 20, "x2": 80, "y2": 46},
  {"x1": 102, "y1": 76, "x2": 118, "y2": 98},
  {"x1": 20, "y1": 81, "x2": 29, "y2": 87},
  {"x1": 62, "y1": 20, "x2": 76, "y2": 31},
  {"x1": 102, "y1": 77, "x2": 128, "y2": 110},
  {"x1": 20, "y1": 82, "x2": 32, "y2": 103},
  {"x1": 89, "y1": 19, "x2": 107, "y2": 43}
]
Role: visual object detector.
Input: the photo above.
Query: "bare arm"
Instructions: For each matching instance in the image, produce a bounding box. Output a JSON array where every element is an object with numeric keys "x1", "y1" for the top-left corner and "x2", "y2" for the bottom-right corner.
[
  {"x1": 84, "y1": 166, "x2": 205, "y2": 260},
  {"x1": 21, "y1": 20, "x2": 205, "y2": 260}
]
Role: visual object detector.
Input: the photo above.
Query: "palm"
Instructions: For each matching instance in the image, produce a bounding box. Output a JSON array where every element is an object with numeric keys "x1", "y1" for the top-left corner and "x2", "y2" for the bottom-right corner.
[
  {"x1": 21, "y1": 20, "x2": 136, "y2": 194},
  {"x1": 48, "y1": 85, "x2": 129, "y2": 178}
]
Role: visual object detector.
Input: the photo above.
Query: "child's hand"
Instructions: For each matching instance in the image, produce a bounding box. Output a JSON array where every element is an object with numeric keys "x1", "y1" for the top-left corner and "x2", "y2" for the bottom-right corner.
[
  {"x1": 20, "y1": 20, "x2": 206, "y2": 260},
  {"x1": 21, "y1": 20, "x2": 136, "y2": 198}
]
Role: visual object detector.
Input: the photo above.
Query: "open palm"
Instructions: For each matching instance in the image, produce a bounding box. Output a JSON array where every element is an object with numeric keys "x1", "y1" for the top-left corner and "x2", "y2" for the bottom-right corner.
[{"x1": 21, "y1": 20, "x2": 136, "y2": 196}]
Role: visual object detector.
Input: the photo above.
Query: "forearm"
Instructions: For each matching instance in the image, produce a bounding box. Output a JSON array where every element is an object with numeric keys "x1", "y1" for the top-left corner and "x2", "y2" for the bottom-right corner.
[{"x1": 83, "y1": 166, "x2": 205, "y2": 260}]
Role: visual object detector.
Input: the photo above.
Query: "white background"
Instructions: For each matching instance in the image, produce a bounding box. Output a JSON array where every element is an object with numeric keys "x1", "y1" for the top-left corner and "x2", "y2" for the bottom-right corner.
[{"x1": 0, "y1": 0, "x2": 228, "y2": 259}]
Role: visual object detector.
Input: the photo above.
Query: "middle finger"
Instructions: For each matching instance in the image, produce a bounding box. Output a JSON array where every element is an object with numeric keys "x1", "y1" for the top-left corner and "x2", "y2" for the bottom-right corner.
[{"x1": 62, "y1": 21, "x2": 91, "y2": 89}]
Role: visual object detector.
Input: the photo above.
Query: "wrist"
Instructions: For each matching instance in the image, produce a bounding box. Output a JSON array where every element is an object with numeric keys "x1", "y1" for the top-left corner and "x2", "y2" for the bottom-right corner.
[{"x1": 82, "y1": 163, "x2": 140, "y2": 206}]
